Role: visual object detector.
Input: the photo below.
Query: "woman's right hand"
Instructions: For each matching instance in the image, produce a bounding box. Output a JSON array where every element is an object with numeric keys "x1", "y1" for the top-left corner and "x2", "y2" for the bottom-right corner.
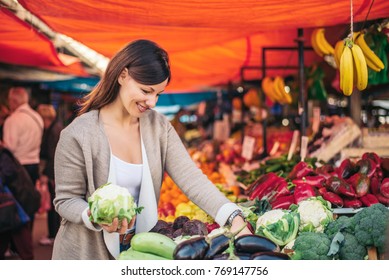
[{"x1": 87, "y1": 209, "x2": 136, "y2": 234}]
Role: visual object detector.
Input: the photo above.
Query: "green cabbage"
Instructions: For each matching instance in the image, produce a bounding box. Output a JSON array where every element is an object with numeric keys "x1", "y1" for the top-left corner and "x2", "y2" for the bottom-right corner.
[{"x1": 88, "y1": 183, "x2": 143, "y2": 224}]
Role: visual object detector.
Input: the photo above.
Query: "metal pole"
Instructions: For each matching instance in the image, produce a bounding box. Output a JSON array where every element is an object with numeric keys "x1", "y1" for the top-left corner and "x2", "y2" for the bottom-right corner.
[
  {"x1": 297, "y1": 28, "x2": 306, "y2": 137},
  {"x1": 261, "y1": 49, "x2": 268, "y2": 158}
]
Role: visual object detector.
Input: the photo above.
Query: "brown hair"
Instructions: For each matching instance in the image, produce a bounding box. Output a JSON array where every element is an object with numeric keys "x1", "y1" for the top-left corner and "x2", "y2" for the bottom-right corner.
[{"x1": 78, "y1": 39, "x2": 171, "y2": 115}]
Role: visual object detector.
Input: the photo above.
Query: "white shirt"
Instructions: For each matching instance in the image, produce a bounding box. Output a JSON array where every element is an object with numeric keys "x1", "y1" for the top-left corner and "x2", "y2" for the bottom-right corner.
[
  {"x1": 111, "y1": 154, "x2": 142, "y2": 202},
  {"x1": 3, "y1": 103, "x2": 44, "y2": 165}
]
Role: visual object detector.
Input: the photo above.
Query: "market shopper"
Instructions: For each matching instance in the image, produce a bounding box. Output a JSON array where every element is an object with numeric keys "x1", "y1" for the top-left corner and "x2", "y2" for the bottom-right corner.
[
  {"x1": 3, "y1": 87, "x2": 44, "y2": 186},
  {"x1": 52, "y1": 39, "x2": 251, "y2": 260},
  {"x1": 37, "y1": 104, "x2": 63, "y2": 246}
]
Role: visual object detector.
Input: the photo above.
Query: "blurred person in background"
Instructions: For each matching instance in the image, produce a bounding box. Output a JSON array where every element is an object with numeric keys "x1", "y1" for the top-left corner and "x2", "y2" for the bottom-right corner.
[
  {"x1": 0, "y1": 104, "x2": 10, "y2": 141},
  {"x1": 3, "y1": 87, "x2": 44, "y2": 187},
  {"x1": 0, "y1": 146, "x2": 41, "y2": 259},
  {"x1": 37, "y1": 104, "x2": 63, "y2": 246}
]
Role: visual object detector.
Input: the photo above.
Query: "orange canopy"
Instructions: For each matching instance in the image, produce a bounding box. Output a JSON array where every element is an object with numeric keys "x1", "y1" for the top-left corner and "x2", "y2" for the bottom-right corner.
[{"x1": 2, "y1": 0, "x2": 389, "y2": 91}]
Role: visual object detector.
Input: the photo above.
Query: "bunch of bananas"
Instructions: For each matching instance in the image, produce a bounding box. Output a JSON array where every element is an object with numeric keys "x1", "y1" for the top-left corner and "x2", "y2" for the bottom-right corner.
[
  {"x1": 261, "y1": 76, "x2": 292, "y2": 105},
  {"x1": 311, "y1": 28, "x2": 335, "y2": 57},
  {"x1": 354, "y1": 32, "x2": 385, "y2": 72},
  {"x1": 339, "y1": 39, "x2": 368, "y2": 96}
]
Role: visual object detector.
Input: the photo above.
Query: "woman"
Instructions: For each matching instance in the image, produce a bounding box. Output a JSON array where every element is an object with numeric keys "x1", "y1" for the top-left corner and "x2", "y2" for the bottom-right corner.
[{"x1": 52, "y1": 39, "x2": 250, "y2": 260}]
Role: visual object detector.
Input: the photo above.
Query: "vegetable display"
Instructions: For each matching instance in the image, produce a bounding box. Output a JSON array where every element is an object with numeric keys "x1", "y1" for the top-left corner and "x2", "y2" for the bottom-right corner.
[{"x1": 88, "y1": 183, "x2": 143, "y2": 224}]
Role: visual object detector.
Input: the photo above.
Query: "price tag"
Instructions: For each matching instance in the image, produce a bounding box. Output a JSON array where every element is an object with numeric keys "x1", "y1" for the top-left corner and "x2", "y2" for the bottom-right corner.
[
  {"x1": 241, "y1": 136, "x2": 256, "y2": 160},
  {"x1": 269, "y1": 141, "x2": 280, "y2": 156},
  {"x1": 197, "y1": 101, "x2": 206, "y2": 116},
  {"x1": 287, "y1": 130, "x2": 299, "y2": 161},
  {"x1": 312, "y1": 107, "x2": 321, "y2": 134},
  {"x1": 300, "y1": 135, "x2": 309, "y2": 161},
  {"x1": 213, "y1": 119, "x2": 229, "y2": 141}
]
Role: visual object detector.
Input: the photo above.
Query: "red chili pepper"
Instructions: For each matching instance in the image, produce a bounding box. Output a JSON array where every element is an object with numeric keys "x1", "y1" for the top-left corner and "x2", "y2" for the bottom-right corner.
[
  {"x1": 362, "y1": 152, "x2": 382, "y2": 168},
  {"x1": 287, "y1": 161, "x2": 314, "y2": 180},
  {"x1": 359, "y1": 194, "x2": 379, "y2": 207},
  {"x1": 370, "y1": 176, "x2": 381, "y2": 195},
  {"x1": 248, "y1": 173, "x2": 280, "y2": 200},
  {"x1": 379, "y1": 178, "x2": 389, "y2": 198},
  {"x1": 376, "y1": 193, "x2": 389, "y2": 206},
  {"x1": 246, "y1": 172, "x2": 278, "y2": 196},
  {"x1": 270, "y1": 195, "x2": 295, "y2": 210},
  {"x1": 343, "y1": 198, "x2": 363, "y2": 208},
  {"x1": 292, "y1": 175, "x2": 326, "y2": 187},
  {"x1": 325, "y1": 176, "x2": 356, "y2": 198},
  {"x1": 293, "y1": 183, "x2": 316, "y2": 204},
  {"x1": 321, "y1": 191, "x2": 344, "y2": 208},
  {"x1": 346, "y1": 173, "x2": 370, "y2": 197}
]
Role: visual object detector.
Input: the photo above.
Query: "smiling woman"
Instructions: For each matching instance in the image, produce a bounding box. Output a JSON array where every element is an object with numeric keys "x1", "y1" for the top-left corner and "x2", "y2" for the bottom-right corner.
[{"x1": 52, "y1": 39, "x2": 251, "y2": 260}]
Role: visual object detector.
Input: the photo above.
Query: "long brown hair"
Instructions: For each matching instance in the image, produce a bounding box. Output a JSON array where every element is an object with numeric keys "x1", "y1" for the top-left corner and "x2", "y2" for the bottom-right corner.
[{"x1": 78, "y1": 40, "x2": 171, "y2": 116}]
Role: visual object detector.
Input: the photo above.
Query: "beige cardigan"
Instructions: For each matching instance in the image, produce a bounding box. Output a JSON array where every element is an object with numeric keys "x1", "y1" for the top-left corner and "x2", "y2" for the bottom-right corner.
[{"x1": 52, "y1": 109, "x2": 238, "y2": 260}]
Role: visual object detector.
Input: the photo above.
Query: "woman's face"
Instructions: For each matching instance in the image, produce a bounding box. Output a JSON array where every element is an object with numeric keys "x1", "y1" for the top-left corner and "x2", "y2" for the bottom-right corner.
[{"x1": 117, "y1": 68, "x2": 168, "y2": 118}]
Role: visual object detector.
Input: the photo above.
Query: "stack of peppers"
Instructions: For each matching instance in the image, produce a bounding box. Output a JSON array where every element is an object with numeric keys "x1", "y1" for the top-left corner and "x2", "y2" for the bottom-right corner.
[{"x1": 244, "y1": 152, "x2": 389, "y2": 210}]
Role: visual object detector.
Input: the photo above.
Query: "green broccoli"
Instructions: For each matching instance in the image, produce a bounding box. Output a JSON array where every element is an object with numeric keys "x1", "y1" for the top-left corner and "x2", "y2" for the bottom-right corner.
[
  {"x1": 292, "y1": 232, "x2": 333, "y2": 260},
  {"x1": 353, "y1": 203, "x2": 389, "y2": 254},
  {"x1": 324, "y1": 215, "x2": 355, "y2": 239},
  {"x1": 338, "y1": 232, "x2": 367, "y2": 260}
]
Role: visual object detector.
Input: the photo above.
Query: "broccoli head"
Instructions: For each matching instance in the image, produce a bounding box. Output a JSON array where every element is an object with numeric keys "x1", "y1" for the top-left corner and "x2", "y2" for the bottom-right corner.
[
  {"x1": 339, "y1": 232, "x2": 367, "y2": 260},
  {"x1": 325, "y1": 215, "x2": 355, "y2": 239},
  {"x1": 292, "y1": 232, "x2": 333, "y2": 260},
  {"x1": 353, "y1": 203, "x2": 389, "y2": 253}
]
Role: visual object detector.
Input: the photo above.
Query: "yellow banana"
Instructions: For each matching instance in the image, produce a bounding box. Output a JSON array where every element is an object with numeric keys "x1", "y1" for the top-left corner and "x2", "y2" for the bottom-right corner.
[
  {"x1": 334, "y1": 40, "x2": 345, "y2": 69},
  {"x1": 355, "y1": 32, "x2": 384, "y2": 71},
  {"x1": 261, "y1": 77, "x2": 276, "y2": 102},
  {"x1": 277, "y1": 77, "x2": 292, "y2": 104},
  {"x1": 311, "y1": 29, "x2": 325, "y2": 57},
  {"x1": 316, "y1": 28, "x2": 335, "y2": 55},
  {"x1": 272, "y1": 76, "x2": 286, "y2": 104},
  {"x1": 351, "y1": 43, "x2": 368, "y2": 91},
  {"x1": 340, "y1": 42, "x2": 354, "y2": 96}
]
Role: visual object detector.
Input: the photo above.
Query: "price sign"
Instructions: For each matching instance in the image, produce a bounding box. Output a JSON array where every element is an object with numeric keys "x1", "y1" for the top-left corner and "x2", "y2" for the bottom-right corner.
[
  {"x1": 312, "y1": 107, "x2": 321, "y2": 134},
  {"x1": 287, "y1": 130, "x2": 300, "y2": 161},
  {"x1": 300, "y1": 135, "x2": 309, "y2": 161},
  {"x1": 241, "y1": 136, "x2": 256, "y2": 160}
]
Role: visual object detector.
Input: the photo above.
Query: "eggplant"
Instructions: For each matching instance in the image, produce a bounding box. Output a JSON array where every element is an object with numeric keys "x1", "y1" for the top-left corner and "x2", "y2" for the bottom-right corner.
[
  {"x1": 235, "y1": 252, "x2": 252, "y2": 260},
  {"x1": 212, "y1": 253, "x2": 230, "y2": 260},
  {"x1": 203, "y1": 234, "x2": 230, "y2": 260},
  {"x1": 234, "y1": 234, "x2": 279, "y2": 254},
  {"x1": 173, "y1": 236, "x2": 209, "y2": 260},
  {"x1": 251, "y1": 252, "x2": 290, "y2": 260}
]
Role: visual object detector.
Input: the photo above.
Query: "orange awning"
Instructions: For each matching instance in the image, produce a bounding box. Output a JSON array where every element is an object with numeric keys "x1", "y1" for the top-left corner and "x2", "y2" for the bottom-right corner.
[{"x1": 3, "y1": 1, "x2": 389, "y2": 91}]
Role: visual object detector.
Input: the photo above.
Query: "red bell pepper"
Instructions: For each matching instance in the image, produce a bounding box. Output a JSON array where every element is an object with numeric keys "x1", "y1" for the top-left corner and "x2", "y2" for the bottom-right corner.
[
  {"x1": 379, "y1": 178, "x2": 389, "y2": 198},
  {"x1": 270, "y1": 195, "x2": 295, "y2": 210},
  {"x1": 346, "y1": 173, "x2": 370, "y2": 197},
  {"x1": 246, "y1": 172, "x2": 278, "y2": 196},
  {"x1": 293, "y1": 183, "x2": 316, "y2": 204},
  {"x1": 317, "y1": 187, "x2": 328, "y2": 196},
  {"x1": 343, "y1": 198, "x2": 363, "y2": 208},
  {"x1": 359, "y1": 194, "x2": 379, "y2": 207},
  {"x1": 292, "y1": 175, "x2": 326, "y2": 188},
  {"x1": 370, "y1": 175, "x2": 381, "y2": 195},
  {"x1": 376, "y1": 193, "x2": 389, "y2": 206},
  {"x1": 362, "y1": 152, "x2": 382, "y2": 168},
  {"x1": 321, "y1": 191, "x2": 344, "y2": 208},
  {"x1": 316, "y1": 164, "x2": 335, "y2": 179},
  {"x1": 287, "y1": 161, "x2": 314, "y2": 180},
  {"x1": 248, "y1": 173, "x2": 280, "y2": 200},
  {"x1": 337, "y1": 158, "x2": 358, "y2": 179},
  {"x1": 325, "y1": 176, "x2": 356, "y2": 198},
  {"x1": 356, "y1": 158, "x2": 376, "y2": 178},
  {"x1": 268, "y1": 179, "x2": 292, "y2": 202}
]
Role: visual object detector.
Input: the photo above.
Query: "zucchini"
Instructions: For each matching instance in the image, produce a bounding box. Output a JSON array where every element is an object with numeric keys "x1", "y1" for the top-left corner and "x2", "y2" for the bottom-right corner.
[
  {"x1": 131, "y1": 232, "x2": 177, "y2": 259},
  {"x1": 118, "y1": 248, "x2": 169, "y2": 260}
]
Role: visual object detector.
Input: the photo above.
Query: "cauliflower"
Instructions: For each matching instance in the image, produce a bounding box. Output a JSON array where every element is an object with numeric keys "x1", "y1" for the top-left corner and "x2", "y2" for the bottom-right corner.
[
  {"x1": 291, "y1": 196, "x2": 334, "y2": 233},
  {"x1": 88, "y1": 182, "x2": 143, "y2": 224},
  {"x1": 256, "y1": 209, "x2": 300, "y2": 246}
]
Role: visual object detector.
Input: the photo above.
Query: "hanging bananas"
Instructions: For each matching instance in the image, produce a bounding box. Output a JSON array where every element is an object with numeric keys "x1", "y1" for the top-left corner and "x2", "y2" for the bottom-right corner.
[
  {"x1": 261, "y1": 76, "x2": 277, "y2": 102},
  {"x1": 354, "y1": 32, "x2": 384, "y2": 72},
  {"x1": 339, "y1": 39, "x2": 368, "y2": 96},
  {"x1": 273, "y1": 76, "x2": 292, "y2": 104},
  {"x1": 334, "y1": 40, "x2": 345, "y2": 69},
  {"x1": 311, "y1": 28, "x2": 335, "y2": 57}
]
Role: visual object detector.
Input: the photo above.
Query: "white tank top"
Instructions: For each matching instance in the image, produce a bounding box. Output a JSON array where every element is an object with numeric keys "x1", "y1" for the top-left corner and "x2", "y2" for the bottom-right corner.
[{"x1": 112, "y1": 154, "x2": 142, "y2": 203}]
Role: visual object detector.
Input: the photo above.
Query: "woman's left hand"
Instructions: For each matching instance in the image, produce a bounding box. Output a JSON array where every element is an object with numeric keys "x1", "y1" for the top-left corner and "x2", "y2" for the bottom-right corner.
[{"x1": 230, "y1": 216, "x2": 253, "y2": 237}]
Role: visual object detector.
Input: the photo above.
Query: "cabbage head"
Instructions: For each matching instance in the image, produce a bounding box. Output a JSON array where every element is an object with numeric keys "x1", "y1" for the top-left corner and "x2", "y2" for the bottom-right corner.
[{"x1": 88, "y1": 183, "x2": 143, "y2": 224}]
